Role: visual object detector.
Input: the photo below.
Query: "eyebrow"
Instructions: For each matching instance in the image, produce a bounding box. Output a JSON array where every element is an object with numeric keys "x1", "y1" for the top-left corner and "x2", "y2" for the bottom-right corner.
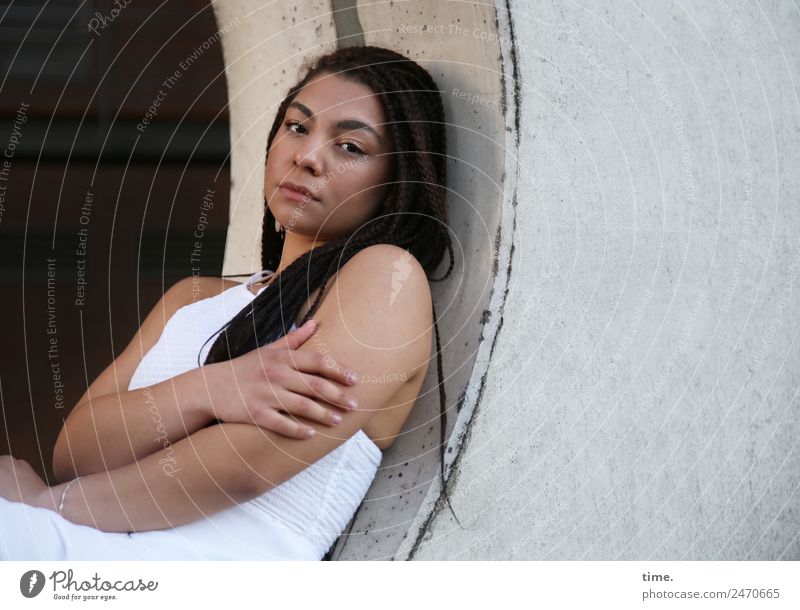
[{"x1": 288, "y1": 101, "x2": 384, "y2": 145}]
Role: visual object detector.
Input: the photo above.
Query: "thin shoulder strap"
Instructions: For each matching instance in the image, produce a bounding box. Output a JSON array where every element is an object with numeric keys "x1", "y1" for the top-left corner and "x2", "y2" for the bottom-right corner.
[{"x1": 244, "y1": 269, "x2": 275, "y2": 289}]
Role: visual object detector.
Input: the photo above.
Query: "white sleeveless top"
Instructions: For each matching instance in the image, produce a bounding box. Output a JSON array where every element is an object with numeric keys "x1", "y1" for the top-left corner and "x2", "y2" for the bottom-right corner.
[{"x1": 127, "y1": 270, "x2": 383, "y2": 560}]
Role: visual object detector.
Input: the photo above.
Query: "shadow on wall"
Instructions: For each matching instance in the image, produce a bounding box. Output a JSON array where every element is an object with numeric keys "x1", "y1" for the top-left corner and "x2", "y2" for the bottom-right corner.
[{"x1": 212, "y1": 0, "x2": 510, "y2": 560}]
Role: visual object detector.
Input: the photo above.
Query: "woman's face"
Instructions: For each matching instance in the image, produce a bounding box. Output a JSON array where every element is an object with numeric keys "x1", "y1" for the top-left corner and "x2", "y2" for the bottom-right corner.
[{"x1": 264, "y1": 71, "x2": 395, "y2": 241}]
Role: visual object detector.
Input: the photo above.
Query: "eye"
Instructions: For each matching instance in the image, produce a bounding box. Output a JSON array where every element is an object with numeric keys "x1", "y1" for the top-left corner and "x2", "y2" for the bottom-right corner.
[
  {"x1": 284, "y1": 120, "x2": 306, "y2": 134},
  {"x1": 340, "y1": 142, "x2": 366, "y2": 156},
  {"x1": 284, "y1": 120, "x2": 367, "y2": 156}
]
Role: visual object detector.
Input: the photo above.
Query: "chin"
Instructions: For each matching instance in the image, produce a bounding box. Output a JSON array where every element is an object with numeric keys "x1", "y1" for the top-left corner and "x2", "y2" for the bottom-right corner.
[{"x1": 266, "y1": 197, "x2": 293, "y2": 222}]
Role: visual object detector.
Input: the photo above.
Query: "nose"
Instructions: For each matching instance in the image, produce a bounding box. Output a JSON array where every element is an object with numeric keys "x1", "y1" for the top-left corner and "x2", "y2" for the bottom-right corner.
[{"x1": 293, "y1": 139, "x2": 323, "y2": 176}]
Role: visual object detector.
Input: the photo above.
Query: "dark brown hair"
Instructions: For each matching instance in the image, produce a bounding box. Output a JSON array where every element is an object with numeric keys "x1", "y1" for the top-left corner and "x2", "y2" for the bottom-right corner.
[{"x1": 198, "y1": 45, "x2": 460, "y2": 559}]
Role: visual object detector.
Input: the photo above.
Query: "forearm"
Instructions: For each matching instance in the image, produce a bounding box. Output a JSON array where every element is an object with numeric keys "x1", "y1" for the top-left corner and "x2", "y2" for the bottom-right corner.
[
  {"x1": 50, "y1": 422, "x2": 265, "y2": 532},
  {"x1": 53, "y1": 367, "x2": 214, "y2": 482}
]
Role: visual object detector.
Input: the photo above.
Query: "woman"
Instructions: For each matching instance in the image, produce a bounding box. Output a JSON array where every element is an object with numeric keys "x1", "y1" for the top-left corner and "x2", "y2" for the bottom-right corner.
[{"x1": 0, "y1": 45, "x2": 456, "y2": 560}]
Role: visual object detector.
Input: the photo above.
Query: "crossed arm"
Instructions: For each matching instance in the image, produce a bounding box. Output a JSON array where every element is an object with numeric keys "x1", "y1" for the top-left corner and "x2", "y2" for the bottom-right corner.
[
  {"x1": 50, "y1": 245, "x2": 432, "y2": 532},
  {"x1": 51, "y1": 418, "x2": 380, "y2": 533}
]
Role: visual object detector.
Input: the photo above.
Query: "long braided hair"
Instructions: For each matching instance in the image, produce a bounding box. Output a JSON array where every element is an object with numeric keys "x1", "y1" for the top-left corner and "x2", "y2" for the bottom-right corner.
[{"x1": 199, "y1": 45, "x2": 461, "y2": 559}]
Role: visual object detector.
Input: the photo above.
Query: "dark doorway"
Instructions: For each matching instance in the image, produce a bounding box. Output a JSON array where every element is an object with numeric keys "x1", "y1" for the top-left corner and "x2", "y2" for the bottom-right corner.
[{"x1": 0, "y1": 0, "x2": 231, "y2": 481}]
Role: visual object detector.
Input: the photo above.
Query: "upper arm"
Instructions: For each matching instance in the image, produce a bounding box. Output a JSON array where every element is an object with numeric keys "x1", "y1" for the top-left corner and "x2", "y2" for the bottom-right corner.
[
  {"x1": 67, "y1": 277, "x2": 196, "y2": 413},
  {"x1": 243, "y1": 245, "x2": 433, "y2": 492}
]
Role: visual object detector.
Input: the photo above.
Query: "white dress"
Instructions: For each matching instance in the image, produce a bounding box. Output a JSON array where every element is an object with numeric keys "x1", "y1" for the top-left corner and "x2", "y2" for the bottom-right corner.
[{"x1": 0, "y1": 271, "x2": 382, "y2": 560}]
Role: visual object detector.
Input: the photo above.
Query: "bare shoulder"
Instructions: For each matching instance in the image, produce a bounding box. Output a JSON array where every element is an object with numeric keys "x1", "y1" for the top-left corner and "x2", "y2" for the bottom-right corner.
[
  {"x1": 168, "y1": 275, "x2": 244, "y2": 307},
  {"x1": 282, "y1": 245, "x2": 433, "y2": 452},
  {"x1": 129, "y1": 275, "x2": 235, "y2": 351},
  {"x1": 63, "y1": 275, "x2": 239, "y2": 420},
  {"x1": 314, "y1": 244, "x2": 433, "y2": 379},
  {"x1": 333, "y1": 244, "x2": 432, "y2": 312},
  {"x1": 345, "y1": 243, "x2": 428, "y2": 276}
]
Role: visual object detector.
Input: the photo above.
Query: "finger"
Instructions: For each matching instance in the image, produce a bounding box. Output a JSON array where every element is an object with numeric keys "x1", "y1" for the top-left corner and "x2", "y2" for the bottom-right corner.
[
  {"x1": 270, "y1": 319, "x2": 317, "y2": 351},
  {"x1": 280, "y1": 349, "x2": 358, "y2": 387},
  {"x1": 282, "y1": 370, "x2": 358, "y2": 413},
  {"x1": 276, "y1": 389, "x2": 344, "y2": 427},
  {"x1": 260, "y1": 405, "x2": 319, "y2": 439}
]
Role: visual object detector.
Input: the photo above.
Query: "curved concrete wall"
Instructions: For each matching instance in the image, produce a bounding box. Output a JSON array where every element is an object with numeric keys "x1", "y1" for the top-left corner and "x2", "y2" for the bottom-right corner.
[
  {"x1": 214, "y1": 0, "x2": 800, "y2": 560},
  {"x1": 410, "y1": 1, "x2": 800, "y2": 560}
]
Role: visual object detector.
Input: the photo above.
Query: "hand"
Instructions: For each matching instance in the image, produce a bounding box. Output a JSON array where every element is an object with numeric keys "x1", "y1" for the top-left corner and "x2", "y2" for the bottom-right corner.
[
  {"x1": 201, "y1": 319, "x2": 361, "y2": 439},
  {"x1": 0, "y1": 455, "x2": 58, "y2": 511}
]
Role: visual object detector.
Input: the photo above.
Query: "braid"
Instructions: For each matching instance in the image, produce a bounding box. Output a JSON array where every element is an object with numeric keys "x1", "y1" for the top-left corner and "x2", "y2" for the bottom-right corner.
[
  {"x1": 432, "y1": 298, "x2": 463, "y2": 529},
  {"x1": 200, "y1": 45, "x2": 460, "y2": 559}
]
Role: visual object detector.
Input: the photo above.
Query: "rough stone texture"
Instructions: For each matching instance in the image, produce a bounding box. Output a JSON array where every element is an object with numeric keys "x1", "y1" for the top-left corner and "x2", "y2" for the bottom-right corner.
[{"x1": 411, "y1": 0, "x2": 800, "y2": 560}]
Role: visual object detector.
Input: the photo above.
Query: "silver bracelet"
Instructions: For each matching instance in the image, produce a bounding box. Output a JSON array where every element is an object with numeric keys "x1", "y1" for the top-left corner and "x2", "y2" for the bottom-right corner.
[{"x1": 58, "y1": 476, "x2": 81, "y2": 518}]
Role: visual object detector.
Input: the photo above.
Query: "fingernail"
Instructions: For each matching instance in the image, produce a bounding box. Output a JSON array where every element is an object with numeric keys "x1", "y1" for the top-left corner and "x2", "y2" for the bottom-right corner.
[
  {"x1": 332, "y1": 414, "x2": 342, "y2": 424},
  {"x1": 306, "y1": 428, "x2": 316, "y2": 438},
  {"x1": 347, "y1": 372, "x2": 358, "y2": 384},
  {"x1": 347, "y1": 398, "x2": 358, "y2": 410}
]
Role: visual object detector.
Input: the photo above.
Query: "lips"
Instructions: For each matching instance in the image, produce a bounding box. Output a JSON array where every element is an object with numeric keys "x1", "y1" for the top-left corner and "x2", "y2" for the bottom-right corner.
[{"x1": 279, "y1": 181, "x2": 320, "y2": 202}]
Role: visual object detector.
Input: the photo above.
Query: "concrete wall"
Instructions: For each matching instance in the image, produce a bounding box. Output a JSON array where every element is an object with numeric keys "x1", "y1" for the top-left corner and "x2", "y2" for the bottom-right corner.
[
  {"x1": 215, "y1": 0, "x2": 800, "y2": 560},
  {"x1": 409, "y1": 0, "x2": 800, "y2": 560}
]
